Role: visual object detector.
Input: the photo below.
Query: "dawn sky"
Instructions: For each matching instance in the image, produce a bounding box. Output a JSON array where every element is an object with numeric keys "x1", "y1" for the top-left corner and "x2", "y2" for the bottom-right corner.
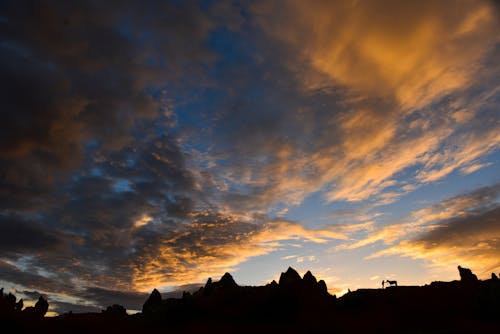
[{"x1": 1, "y1": 0, "x2": 499, "y2": 314}]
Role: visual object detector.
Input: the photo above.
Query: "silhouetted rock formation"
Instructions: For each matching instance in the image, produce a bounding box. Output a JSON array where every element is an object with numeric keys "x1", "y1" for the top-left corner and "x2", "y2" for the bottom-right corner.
[
  {"x1": 318, "y1": 279, "x2": 328, "y2": 294},
  {"x1": 218, "y1": 272, "x2": 238, "y2": 288},
  {"x1": 2, "y1": 265, "x2": 499, "y2": 333},
  {"x1": 303, "y1": 270, "x2": 317, "y2": 284},
  {"x1": 492, "y1": 272, "x2": 499, "y2": 280},
  {"x1": 1, "y1": 290, "x2": 49, "y2": 321},
  {"x1": 0, "y1": 289, "x2": 23, "y2": 316},
  {"x1": 103, "y1": 304, "x2": 127, "y2": 317},
  {"x1": 142, "y1": 288, "x2": 162, "y2": 315},
  {"x1": 458, "y1": 265, "x2": 478, "y2": 282},
  {"x1": 15, "y1": 298, "x2": 23, "y2": 312},
  {"x1": 278, "y1": 266, "x2": 302, "y2": 286},
  {"x1": 23, "y1": 296, "x2": 49, "y2": 318}
]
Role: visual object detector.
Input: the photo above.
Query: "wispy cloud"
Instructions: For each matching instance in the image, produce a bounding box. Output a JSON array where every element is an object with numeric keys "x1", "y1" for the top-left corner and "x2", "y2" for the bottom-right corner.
[
  {"x1": 131, "y1": 214, "x2": 347, "y2": 290},
  {"x1": 256, "y1": 0, "x2": 499, "y2": 108},
  {"x1": 368, "y1": 206, "x2": 500, "y2": 277},
  {"x1": 336, "y1": 184, "x2": 500, "y2": 252}
]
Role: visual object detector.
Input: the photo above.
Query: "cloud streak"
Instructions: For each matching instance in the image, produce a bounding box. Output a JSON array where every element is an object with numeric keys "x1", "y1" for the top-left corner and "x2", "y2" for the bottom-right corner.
[{"x1": 132, "y1": 213, "x2": 346, "y2": 290}]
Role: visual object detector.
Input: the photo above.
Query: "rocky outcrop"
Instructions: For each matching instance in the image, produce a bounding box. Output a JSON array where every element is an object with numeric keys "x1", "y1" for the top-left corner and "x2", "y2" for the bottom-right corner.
[
  {"x1": 458, "y1": 266, "x2": 478, "y2": 283},
  {"x1": 317, "y1": 280, "x2": 328, "y2": 294},
  {"x1": 303, "y1": 271, "x2": 318, "y2": 285},
  {"x1": 142, "y1": 289, "x2": 162, "y2": 314},
  {"x1": 218, "y1": 273, "x2": 238, "y2": 289},
  {"x1": 0, "y1": 290, "x2": 23, "y2": 316},
  {"x1": 279, "y1": 267, "x2": 302, "y2": 286},
  {"x1": 103, "y1": 304, "x2": 127, "y2": 317},
  {"x1": 23, "y1": 296, "x2": 49, "y2": 318}
]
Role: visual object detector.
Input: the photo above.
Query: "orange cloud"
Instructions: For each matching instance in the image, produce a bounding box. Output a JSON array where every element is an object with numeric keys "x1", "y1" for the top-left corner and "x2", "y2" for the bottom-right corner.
[
  {"x1": 131, "y1": 217, "x2": 347, "y2": 291},
  {"x1": 336, "y1": 184, "x2": 500, "y2": 252},
  {"x1": 331, "y1": 186, "x2": 500, "y2": 278},
  {"x1": 222, "y1": 0, "x2": 499, "y2": 207},
  {"x1": 256, "y1": 0, "x2": 499, "y2": 108}
]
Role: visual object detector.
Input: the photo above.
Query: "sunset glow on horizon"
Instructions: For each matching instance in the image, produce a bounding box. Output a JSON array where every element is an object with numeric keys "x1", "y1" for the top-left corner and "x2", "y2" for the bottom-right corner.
[{"x1": 1, "y1": 0, "x2": 499, "y2": 314}]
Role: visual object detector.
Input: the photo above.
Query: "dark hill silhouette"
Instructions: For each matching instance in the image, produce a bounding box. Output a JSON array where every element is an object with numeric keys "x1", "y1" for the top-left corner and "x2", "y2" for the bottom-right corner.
[{"x1": 1, "y1": 265, "x2": 499, "y2": 333}]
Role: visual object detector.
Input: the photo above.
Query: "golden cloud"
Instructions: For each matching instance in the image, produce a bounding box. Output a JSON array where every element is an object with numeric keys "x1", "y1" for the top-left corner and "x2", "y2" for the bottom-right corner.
[
  {"x1": 131, "y1": 217, "x2": 347, "y2": 291},
  {"x1": 257, "y1": 0, "x2": 499, "y2": 108},
  {"x1": 336, "y1": 184, "x2": 500, "y2": 251},
  {"x1": 228, "y1": 0, "x2": 500, "y2": 206}
]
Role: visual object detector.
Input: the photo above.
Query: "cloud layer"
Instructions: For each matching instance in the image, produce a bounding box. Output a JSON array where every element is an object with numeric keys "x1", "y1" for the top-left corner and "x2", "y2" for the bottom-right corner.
[
  {"x1": 366, "y1": 185, "x2": 500, "y2": 276},
  {"x1": 0, "y1": 0, "x2": 499, "y2": 313}
]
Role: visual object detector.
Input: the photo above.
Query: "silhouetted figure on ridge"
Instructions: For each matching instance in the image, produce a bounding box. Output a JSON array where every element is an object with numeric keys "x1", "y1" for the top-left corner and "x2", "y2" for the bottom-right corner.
[{"x1": 385, "y1": 280, "x2": 397, "y2": 287}]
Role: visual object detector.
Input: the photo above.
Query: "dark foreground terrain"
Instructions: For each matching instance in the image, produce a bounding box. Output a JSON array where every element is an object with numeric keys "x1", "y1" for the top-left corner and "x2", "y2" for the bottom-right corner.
[{"x1": 2, "y1": 266, "x2": 499, "y2": 333}]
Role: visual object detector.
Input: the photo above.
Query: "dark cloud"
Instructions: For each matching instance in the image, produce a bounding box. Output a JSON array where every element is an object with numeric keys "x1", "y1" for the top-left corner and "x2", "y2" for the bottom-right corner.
[
  {"x1": 0, "y1": 259, "x2": 73, "y2": 293},
  {"x1": 0, "y1": 215, "x2": 63, "y2": 255},
  {"x1": 50, "y1": 301, "x2": 101, "y2": 314},
  {"x1": 78, "y1": 287, "x2": 149, "y2": 311},
  {"x1": 0, "y1": 0, "x2": 219, "y2": 212},
  {"x1": 416, "y1": 205, "x2": 500, "y2": 250},
  {"x1": 0, "y1": 0, "x2": 236, "y2": 305}
]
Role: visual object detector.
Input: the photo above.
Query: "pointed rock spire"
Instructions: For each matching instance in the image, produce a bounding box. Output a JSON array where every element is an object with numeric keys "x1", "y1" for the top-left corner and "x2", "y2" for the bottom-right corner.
[
  {"x1": 303, "y1": 271, "x2": 318, "y2": 284},
  {"x1": 317, "y1": 280, "x2": 328, "y2": 294},
  {"x1": 205, "y1": 277, "x2": 213, "y2": 288},
  {"x1": 34, "y1": 296, "x2": 48, "y2": 317},
  {"x1": 219, "y1": 272, "x2": 238, "y2": 288},
  {"x1": 15, "y1": 298, "x2": 23, "y2": 312},
  {"x1": 142, "y1": 289, "x2": 162, "y2": 314},
  {"x1": 279, "y1": 267, "x2": 302, "y2": 285}
]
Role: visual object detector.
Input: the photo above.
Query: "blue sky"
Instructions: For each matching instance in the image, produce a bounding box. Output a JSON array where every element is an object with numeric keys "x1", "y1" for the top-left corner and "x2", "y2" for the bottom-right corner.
[{"x1": 0, "y1": 0, "x2": 499, "y2": 314}]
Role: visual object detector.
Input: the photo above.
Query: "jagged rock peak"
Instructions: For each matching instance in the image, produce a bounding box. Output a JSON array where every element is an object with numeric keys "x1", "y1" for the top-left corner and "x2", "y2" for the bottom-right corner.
[
  {"x1": 205, "y1": 277, "x2": 213, "y2": 287},
  {"x1": 303, "y1": 270, "x2": 318, "y2": 284},
  {"x1": 458, "y1": 265, "x2": 478, "y2": 282},
  {"x1": 149, "y1": 289, "x2": 162, "y2": 302},
  {"x1": 279, "y1": 267, "x2": 302, "y2": 285},
  {"x1": 219, "y1": 272, "x2": 238, "y2": 287},
  {"x1": 285, "y1": 267, "x2": 301, "y2": 278}
]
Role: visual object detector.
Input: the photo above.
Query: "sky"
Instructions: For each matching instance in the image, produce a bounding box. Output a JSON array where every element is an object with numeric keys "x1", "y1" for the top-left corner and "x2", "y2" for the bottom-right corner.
[{"x1": 1, "y1": 0, "x2": 499, "y2": 315}]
